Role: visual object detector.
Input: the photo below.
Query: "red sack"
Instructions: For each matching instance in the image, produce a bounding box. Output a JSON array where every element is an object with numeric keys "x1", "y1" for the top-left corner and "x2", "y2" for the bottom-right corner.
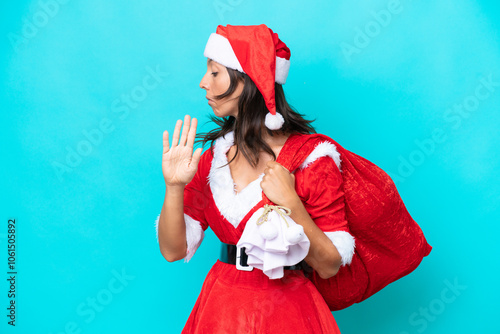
[{"x1": 265, "y1": 132, "x2": 433, "y2": 311}]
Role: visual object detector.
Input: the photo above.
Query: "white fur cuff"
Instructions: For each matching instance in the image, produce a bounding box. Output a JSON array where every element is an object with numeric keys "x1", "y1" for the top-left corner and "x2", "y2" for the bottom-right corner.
[
  {"x1": 183, "y1": 214, "x2": 205, "y2": 263},
  {"x1": 155, "y1": 213, "x2": 205, "y2": 263},
  {"x1": 324, "y1": 231, "x2": 355, "y2": 266}
]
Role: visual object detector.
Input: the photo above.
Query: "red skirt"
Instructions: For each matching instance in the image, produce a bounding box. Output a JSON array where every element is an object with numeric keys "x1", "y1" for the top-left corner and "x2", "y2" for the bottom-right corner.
[{"x1": 182, "y1": 260, "x2": 341, "y2": 333}]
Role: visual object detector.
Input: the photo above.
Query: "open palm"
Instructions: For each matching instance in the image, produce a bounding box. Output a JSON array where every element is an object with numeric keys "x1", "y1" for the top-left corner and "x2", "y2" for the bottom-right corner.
[{"x1": 162, "y1": 115, "x2": 203, "y2": 186}]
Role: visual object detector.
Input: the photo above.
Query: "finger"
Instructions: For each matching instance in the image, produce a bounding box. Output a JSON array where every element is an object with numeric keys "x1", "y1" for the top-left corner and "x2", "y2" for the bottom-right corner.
[
  {"x1": 260, "y1": 177, "x2": 266, "y2": 187},
  {"x1": 179, "y1": 115, "x2": 191, "y2": 147},
  {"x1": 274, "y1": 162, "x2": 285, "y2": 170},
  {"x1": 190, "y1": 147, "x2": 203, "y2": 168},
  {"x1": 163, "y1": 130, "x2": 170, "y2": 155},
  {"x1": 172, "y1": 119, "x2": 182, "y2": 148},
  {"x1": 268, "y1": 161, "x2": 280, "y2": 169},
  {"x1": 186, "y1": 117, "x2": 197, "y2": 149}
]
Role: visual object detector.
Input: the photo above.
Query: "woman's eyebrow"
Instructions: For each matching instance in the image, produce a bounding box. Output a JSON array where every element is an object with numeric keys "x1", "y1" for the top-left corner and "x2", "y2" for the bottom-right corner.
[{"x1": 207, "y1": 59, "x2": 219, "y2": 68}]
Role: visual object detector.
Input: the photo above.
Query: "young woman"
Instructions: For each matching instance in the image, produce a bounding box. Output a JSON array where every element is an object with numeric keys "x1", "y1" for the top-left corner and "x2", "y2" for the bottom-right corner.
[
  {"x1": 156, "y1": 23, "x2": 432, "y2": 333},
  {"x1": 156, "y1": 24, "x2": 354, "y2": 333}
]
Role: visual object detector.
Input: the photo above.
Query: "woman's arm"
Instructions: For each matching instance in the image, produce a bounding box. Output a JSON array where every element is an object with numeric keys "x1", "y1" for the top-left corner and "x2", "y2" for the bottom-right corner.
[
  {"x1": 261, "y1": 159, "x2": 347, "y2": 280},
  {"x1": 286, "y1": 197, "x2": 342, "y2": 279},
  {"x1": 158, "y1": 184, "x2": 188, "y2": 262},
  {"x1": 159, "y1": 115, "x2": 205, "y2": 263}
]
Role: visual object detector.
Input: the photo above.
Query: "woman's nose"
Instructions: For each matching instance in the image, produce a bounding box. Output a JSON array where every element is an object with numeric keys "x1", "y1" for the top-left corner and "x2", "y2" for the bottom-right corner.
[{"x1": 199, "y1": 73, "x2": 209, "y2": 90}]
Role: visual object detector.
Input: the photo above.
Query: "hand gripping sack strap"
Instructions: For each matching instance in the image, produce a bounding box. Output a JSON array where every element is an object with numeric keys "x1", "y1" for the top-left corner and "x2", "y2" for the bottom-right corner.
[{"x1": 261, "y1": 132, "x2": 433, "y2": 311}]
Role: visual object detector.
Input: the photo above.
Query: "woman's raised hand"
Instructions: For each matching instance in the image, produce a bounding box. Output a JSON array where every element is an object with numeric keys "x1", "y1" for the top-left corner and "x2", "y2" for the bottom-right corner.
[{"x1": 162, "y1": 115, "x2": 203, "y2": 187}]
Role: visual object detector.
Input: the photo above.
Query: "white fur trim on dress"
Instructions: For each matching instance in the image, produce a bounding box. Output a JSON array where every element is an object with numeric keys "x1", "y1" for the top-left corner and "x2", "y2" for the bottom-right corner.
[
  {"x1": 324, "y1": 231, "x2": 355, "y2": 266},
  {"x1": 182, "y1": 214, "x2": 205, "y2": 263},
  {"x1": 208, "y1": 131, "x2": 265, "y2": 228},
  {"x1": 204, "y1": 33, "x2": 290, "y2": 84},
  {"x1": 155, "y1": 213, "x2": 205, "y2": 263},
  {"x1": 298, "y1": 141, "x2": 342, "y2": 172}
]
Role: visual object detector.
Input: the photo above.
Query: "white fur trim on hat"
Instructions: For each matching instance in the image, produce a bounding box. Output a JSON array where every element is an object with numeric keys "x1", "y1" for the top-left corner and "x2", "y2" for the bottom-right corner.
[
  {"x1": 265, "y1": 112, "x2": 285, "y2": 130},
  {"x1": 204, "y1": 32, "x2": 290, "y2": 84},
  {"x1": 204, "y1": 33, "x2": 244, "y2": 73},
  {"x1": 275, "y1": 56, "x2": 290, "y2": 84}
]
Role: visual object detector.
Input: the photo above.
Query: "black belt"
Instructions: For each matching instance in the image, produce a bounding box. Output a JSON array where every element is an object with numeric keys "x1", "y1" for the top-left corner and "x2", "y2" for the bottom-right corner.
[{"x1": 219, "y1": 242, "x2": 312, "y2": 272}]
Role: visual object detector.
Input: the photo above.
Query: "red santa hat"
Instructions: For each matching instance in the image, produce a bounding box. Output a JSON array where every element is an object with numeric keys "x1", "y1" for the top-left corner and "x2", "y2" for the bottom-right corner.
[{"x1": 203, "y1": 24, "x2": 291, "y2": 130}]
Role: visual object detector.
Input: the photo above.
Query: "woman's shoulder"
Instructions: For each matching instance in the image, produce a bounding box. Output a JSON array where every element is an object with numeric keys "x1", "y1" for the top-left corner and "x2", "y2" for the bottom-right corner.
[
  {"x1": 198, "y1": 130, "x2": 342, "y2": 172},
  {"x1": 293, "y1": 134, "x2": 344, "y2": 199},
  {"x1": 289, "y1": 131, "x2": 342, "y2": 172}
]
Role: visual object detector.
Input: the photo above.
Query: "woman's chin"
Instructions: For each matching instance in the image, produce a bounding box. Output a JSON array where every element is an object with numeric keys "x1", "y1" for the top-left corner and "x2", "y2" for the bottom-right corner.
[
  {"x1": 212, "y1": 107, "x2": 235, "y2": 119},
  {"x1": 213, "y1": 109, "x2": 226, "y2": 118}
]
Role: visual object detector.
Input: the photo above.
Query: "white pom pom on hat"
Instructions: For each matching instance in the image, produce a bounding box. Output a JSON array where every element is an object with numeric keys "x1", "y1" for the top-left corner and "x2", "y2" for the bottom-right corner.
[
  {"x1": 265, "y1": 111, "x2": 285, "y2": 130},
  {"x1": 203, "y1": 24, "x2": 290, "y2": 130}
]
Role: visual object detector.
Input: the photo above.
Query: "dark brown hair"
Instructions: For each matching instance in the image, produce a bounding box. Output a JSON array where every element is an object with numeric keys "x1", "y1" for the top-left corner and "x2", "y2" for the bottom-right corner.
[{"x1": 196, "y1": 63, "x2": 317, "y2": 168}]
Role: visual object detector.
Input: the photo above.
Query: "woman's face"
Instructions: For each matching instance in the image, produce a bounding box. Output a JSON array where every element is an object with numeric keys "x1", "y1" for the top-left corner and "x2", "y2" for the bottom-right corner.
[{"x1": 200, "y1": 59, "x2": 244, "y2": 119}]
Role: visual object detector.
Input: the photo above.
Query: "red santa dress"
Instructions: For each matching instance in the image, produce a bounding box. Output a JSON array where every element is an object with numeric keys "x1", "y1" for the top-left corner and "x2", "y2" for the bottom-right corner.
[{"x1": 156, "y1": 130, "x2": 355, "y2": 333}]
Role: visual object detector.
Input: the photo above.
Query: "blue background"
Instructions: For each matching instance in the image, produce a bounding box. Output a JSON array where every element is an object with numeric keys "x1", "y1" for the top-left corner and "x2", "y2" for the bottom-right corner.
[{"x1": 2, "y1": 0, "x2": 499, "y2": 333}]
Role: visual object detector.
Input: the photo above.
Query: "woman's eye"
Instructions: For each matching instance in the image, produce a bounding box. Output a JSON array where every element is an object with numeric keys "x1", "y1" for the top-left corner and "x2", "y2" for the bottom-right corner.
[{"x1": 211, "y1": 72, "x2": 218, "y2": 77}]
